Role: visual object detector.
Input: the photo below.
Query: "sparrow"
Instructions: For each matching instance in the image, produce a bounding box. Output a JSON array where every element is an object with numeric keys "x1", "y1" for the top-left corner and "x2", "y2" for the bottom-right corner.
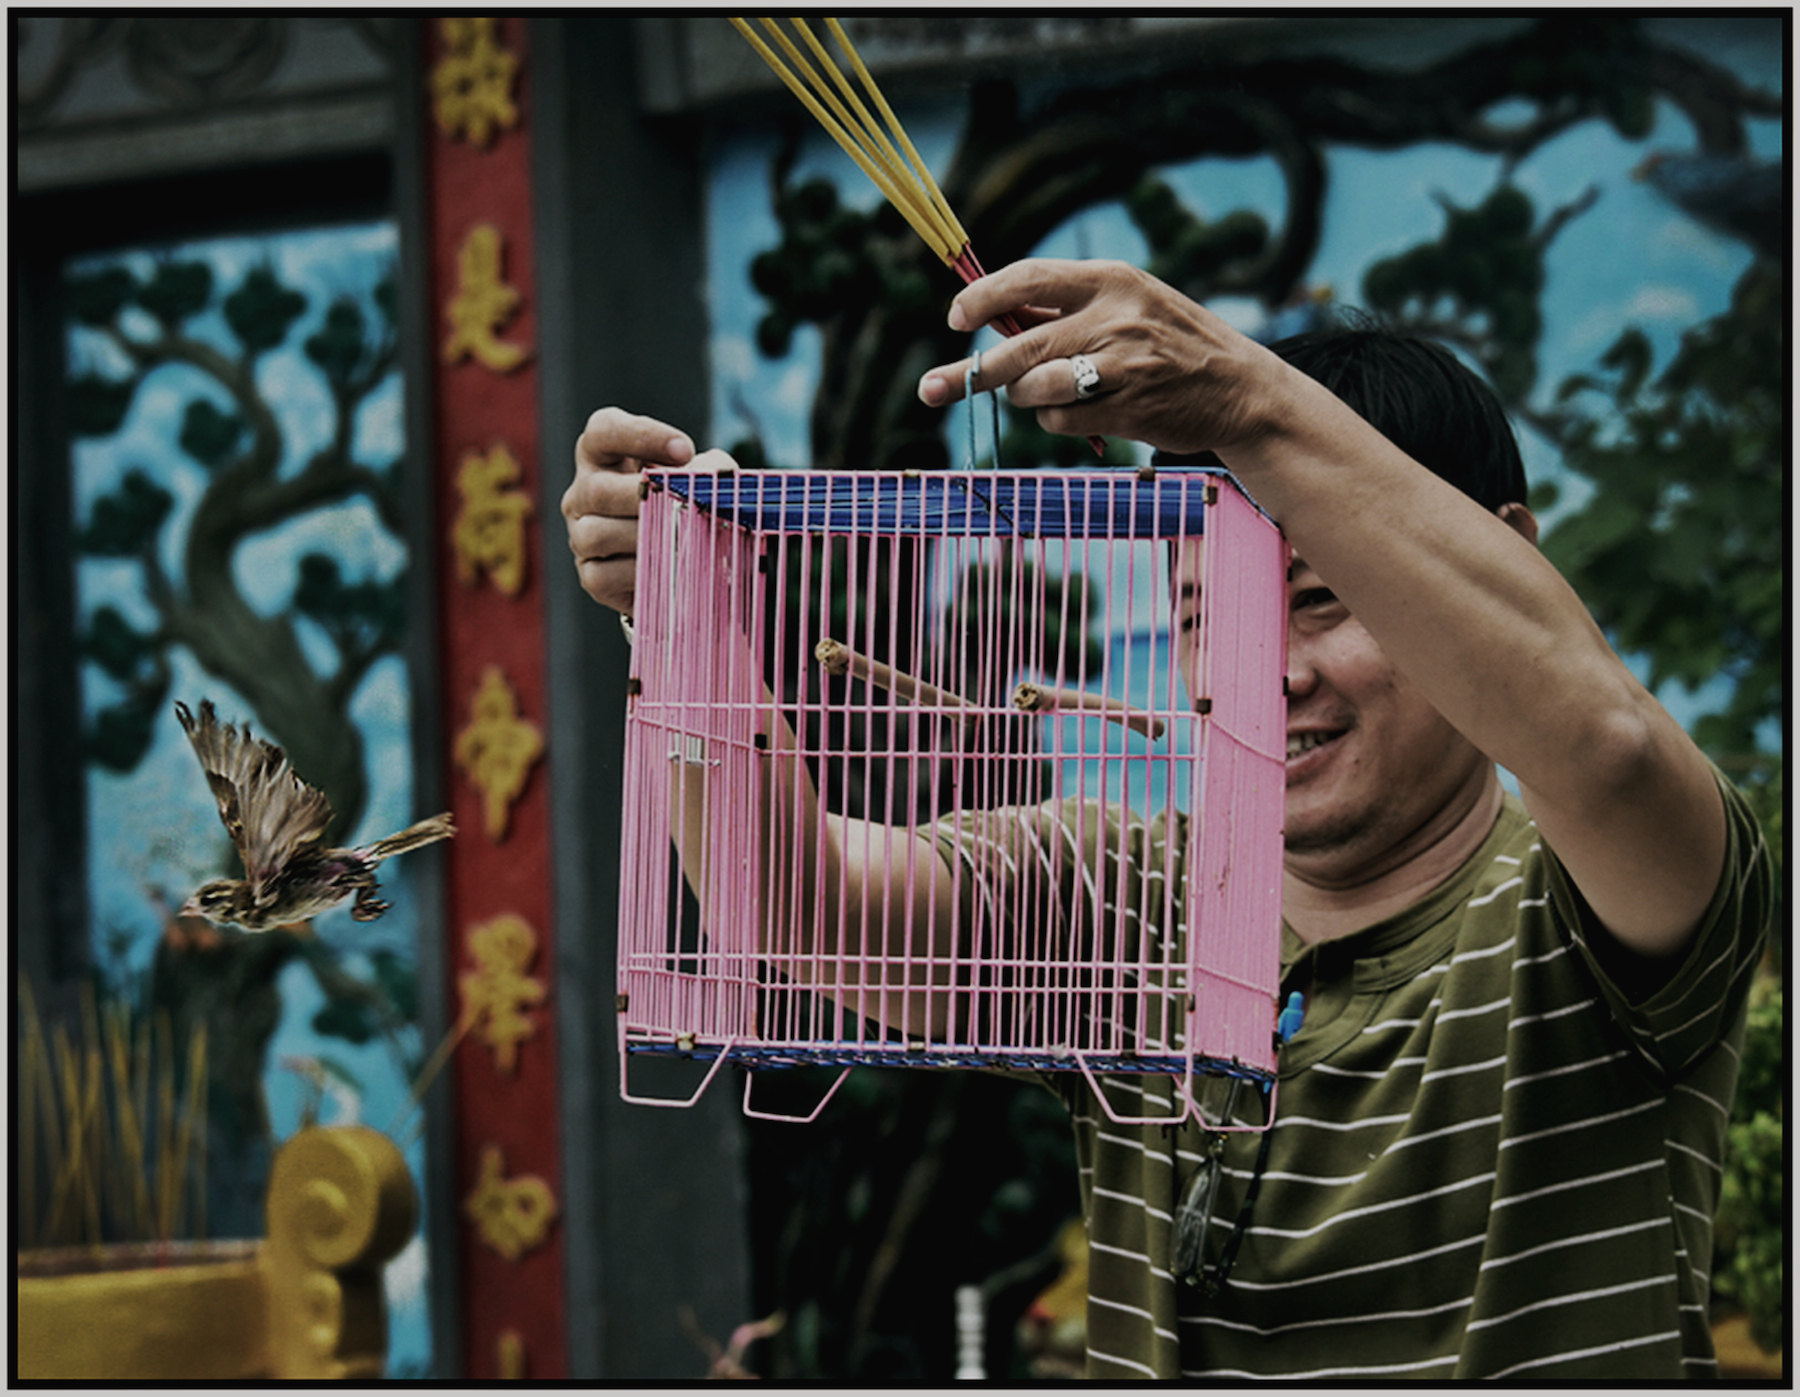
[{"x1": 175, "y1": 698, "x2": 454, "y2": 930}]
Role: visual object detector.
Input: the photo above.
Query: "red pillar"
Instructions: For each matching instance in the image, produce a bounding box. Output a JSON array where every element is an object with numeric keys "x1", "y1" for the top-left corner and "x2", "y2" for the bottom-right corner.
[{"x1": 420, "y1": 16, "x2": 566, "y2": 1379}]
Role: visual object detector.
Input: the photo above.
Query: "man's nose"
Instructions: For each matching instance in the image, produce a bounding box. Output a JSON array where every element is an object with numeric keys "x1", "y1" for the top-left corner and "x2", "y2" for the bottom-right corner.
[{"x1": 1285, "y1": 631, "x2": 1320, "y2": 701}]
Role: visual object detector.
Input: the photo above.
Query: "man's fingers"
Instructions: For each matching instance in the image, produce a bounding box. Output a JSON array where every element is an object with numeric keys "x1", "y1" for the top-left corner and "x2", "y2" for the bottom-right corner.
[
  {"x1": 916, "y1": 328, "x2": 1061, "y2": 407},
  {"x1": 565, "y1": 417, "x2": 718, "y2": 524},
  {"x1": 688, "y1": 447, "x2": 739, "y2": 474},
  {"x1": 918, "y1": 340, "x2": 1099, "y2": 411},
  {"x1": 575, "y1": 555, "x2": 637, "y2": 614},
  {"x1": 1005, "y1": 355, "x2": 1107, "y2": 410},
  {"x1": 566, "y1": 511, "x2": 635, "y2": 561},
  {"x1": 918, "y1": 258, "x2": 1124, "y2": 407},
  {"x1": 947, "y1": 257, "x2": 1105, "y2": 332},
  {"x1": 574, "y1": 406, "x2": 695, "y2": 475},
  {"x1": 569, "y1": 510, "x2": 641, "y2": 614},
  {"x1": 562, "y1": 461, "x2": 646, "y2": 523},
  {"x1": 918, "y1": 354, "x2": 979, "y2": 408}
]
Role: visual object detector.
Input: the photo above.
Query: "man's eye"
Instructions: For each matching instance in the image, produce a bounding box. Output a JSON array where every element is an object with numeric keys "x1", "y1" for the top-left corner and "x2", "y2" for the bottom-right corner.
[{"x1": 1295, "y1": 588, "x2": 1338, "y2": 611}]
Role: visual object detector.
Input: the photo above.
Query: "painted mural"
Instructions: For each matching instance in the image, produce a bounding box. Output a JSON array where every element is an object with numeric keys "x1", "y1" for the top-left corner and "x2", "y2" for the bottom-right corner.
[{"x1": 60, "y1": 219, "x2": 432, "y2": 1375}]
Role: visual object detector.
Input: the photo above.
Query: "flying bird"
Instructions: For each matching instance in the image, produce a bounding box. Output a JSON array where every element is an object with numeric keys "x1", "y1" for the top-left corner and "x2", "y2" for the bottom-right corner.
[{"x1": 176, "y1": 699, "x2": 454, "y2": 930}]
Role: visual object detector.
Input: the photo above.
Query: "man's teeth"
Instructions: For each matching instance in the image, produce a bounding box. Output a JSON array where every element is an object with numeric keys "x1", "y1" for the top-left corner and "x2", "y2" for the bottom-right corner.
[{"x1": 1287, "y1": 731, "x2": 1337, "y2": 758}]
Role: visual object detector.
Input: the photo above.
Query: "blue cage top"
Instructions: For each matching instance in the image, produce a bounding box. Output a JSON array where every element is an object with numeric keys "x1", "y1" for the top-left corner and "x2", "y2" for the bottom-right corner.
[{"x1": 653, "y1": 467, "x2": 1244, "y2": 540}]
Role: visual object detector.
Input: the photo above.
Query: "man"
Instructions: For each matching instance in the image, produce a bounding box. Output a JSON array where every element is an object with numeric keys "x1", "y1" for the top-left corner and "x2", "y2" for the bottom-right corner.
[{"x1": 564, "y1": 260, "x2": 1769, "y2": 1379}]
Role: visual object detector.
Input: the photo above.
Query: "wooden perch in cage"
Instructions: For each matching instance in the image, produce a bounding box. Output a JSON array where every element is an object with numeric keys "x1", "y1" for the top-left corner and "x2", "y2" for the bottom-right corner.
[
  {"x1": 814, "y1": 638, "x2": 1166, "y2": 740},
  {"x1": 815, "y1": 638, "x2": 979, "y2": 717},
  {"x1": 1012, "y1": 682, "x2": 1168, "y2": 742}
]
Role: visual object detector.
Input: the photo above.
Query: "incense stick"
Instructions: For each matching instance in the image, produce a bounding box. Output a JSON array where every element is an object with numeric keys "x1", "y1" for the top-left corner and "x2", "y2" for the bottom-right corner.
[
  {"x1": 820, "y1": 17, "x2": 970, "y2": 257},
  {"x1": 730, "y1": 18, "x2": 960, "y2": 264},
  {"x1": 388, "y1": 1008, "x2": 477, "y2": 1141},
  {"x1": 732, "y1": 17, "x2": 1104, "y2": 452},
  {"x1": 19, "y1": 977, "x2": 213, "y2": 1250}
]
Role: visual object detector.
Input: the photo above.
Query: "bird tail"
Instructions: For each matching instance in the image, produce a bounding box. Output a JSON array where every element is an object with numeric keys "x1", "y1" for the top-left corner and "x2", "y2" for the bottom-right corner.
[{"x1": 365, "y1": 813, "x2": 456, "y2": 862}]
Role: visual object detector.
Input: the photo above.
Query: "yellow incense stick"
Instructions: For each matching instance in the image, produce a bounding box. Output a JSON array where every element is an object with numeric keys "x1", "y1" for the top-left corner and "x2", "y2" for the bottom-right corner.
[
  {"x1": 790, "y1": 19, "x2": 957, "y2": 246},
  {"x1": 20, "y1": 982, "x2": 43, "y2": 1247},
  {"x1": 731, "y1": 18, "x2": 960, "y2": 262},
  {"x1": 824, "y1": 18, "x2": 970, "y2": 251},
  {"x1": 756, "y1": 17, "x2": 958, "y2": 254},
  {"x1": 731, "y1": 16, "x2": 1108, "y2": 454}
]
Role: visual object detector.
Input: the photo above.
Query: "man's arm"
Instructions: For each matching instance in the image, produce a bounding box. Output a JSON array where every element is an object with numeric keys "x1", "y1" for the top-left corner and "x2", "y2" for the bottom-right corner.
[
  {"x1": 1227, "y1": 377, "x2": 1726, "y2": 958},
  {"x1": 665, "y1": 659, "x2": 963, "y2": 1041},
  {"x1": 919, "y1": 261, "x2": 1727, "y2": 961}
]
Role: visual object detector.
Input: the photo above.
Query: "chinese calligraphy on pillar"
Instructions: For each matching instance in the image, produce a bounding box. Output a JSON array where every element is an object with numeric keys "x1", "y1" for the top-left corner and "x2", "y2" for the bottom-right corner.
[
  {"x1": 443, "y1": 226, "x2": 531, "y2": 372},
  {"x1": 424, "y1": 15, "x2": 565, "y2": 1379},
  {"x1": 453, "y1": 443, "x2": 534, "y2": 595},
  {"x1": 459, "y1": 913, "x2": 546, "y2": 1072}
]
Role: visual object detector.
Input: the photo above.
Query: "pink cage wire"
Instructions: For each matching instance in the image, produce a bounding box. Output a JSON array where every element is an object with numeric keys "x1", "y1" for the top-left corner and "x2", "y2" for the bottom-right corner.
[{"x1": 617, "y1": 466, "x2": 1288, "y2": 1125}]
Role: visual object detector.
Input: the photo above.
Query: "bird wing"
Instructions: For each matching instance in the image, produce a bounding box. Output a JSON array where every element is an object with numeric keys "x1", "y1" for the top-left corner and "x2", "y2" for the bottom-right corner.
[{"x1": 176, "y1": 699, "x2": 334, "y2": 899}]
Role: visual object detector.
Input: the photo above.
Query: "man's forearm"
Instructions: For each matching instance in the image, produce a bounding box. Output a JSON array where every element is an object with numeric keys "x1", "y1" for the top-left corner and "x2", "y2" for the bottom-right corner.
[
  {"x1": 666, "y1": 677, "x2": 962, "y2": 1042},
  {"x1": 1226, "y1": 371, "x2": 1727, "y2": 954}
]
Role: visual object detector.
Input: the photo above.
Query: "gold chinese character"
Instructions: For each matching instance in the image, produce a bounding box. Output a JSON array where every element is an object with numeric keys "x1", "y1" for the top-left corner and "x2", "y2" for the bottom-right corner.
[
  {"x1": 432, "y1": 17, "x2": 519, "y2": 148},
  {"x1": 443, "y1": 225, "x2": 531, "y2": 373},
  {"x1": 454, "y1": 666, "x2": 544, "y2": 840},
  {"x1": 453, "y1": 443, "x2": 534, "y2": 596},
  {"x1": 496, "y1": 1330, "x2": 526, "y2": 1380},
  {"x1": 460, "y1": 913, "x2": 546, "y2": 1074},
  {"x1": 463, "y1": 1144, "x2": 557, "y2": 1262}
]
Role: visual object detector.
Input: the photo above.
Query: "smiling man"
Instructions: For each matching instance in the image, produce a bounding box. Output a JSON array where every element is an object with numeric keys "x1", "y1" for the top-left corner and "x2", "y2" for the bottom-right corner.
[{"x1": 564, "y1": 259, "x2": 1770, "y2": 1380}]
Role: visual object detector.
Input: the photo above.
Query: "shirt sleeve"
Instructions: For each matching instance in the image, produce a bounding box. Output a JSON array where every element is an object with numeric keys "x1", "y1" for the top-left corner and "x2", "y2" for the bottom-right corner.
[
  {"x1": 1542, "y1": 765, "x2": 1773, "y2": 1077},
  {"x1": 931, "y1": 801, "x2": 1071, "y2": 966}
]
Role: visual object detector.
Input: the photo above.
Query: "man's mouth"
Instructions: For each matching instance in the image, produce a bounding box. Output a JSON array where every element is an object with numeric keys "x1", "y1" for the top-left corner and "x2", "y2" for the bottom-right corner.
[{"x1": 1286, "y1": 729, "x2": 1344, "y2": 760}]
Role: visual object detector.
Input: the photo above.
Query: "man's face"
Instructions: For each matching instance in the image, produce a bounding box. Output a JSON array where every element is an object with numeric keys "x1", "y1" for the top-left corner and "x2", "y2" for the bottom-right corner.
[{"x1": 1173, "y1": 545, "x2": 1489, "y2": 885}]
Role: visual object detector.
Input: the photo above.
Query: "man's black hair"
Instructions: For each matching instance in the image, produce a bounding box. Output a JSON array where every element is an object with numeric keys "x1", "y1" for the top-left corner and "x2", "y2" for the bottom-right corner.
[{"x1": 1155, "y1": 316, "x2": 1528, "y2": 513}]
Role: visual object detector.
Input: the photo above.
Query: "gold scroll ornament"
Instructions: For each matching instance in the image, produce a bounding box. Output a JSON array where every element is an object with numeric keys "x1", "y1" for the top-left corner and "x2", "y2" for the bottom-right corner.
[
  {"x1": 431, "y1": 17, "x2": 520, "y2": 148},
  {"x1": 17, "y1": 1126, "x2": 417, "y2": 1380},
  {"x1": 453, "y1": 442, "x2": 534, "y2": 596},
  {"x1": 460, "y1": 913, "x2": 547, "y2": 1073},
  {"x1": 443, "y1": 224, "x2": 532, "y2": 373},
  {"x1": 464, "y1": 1144, "x2": 557, "y2": 1262},
  {"x1": 454, "y1": 665, "x2": 544, "y2": 840}
]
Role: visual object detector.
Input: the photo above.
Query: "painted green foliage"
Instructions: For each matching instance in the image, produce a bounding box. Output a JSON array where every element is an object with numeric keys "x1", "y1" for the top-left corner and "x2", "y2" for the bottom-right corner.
[
  {"x1": 67, "y1": 253, "x2": 404, "y2": 839},
  {"x1": 63, "y1": 237, "x2": 422, "y2": 1243}
]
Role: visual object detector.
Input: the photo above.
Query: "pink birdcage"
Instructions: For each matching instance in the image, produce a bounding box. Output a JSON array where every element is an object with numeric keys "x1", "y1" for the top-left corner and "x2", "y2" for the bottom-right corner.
[{"x1": 617, "y1": 465, "x2": 1288, "y2": 1126}]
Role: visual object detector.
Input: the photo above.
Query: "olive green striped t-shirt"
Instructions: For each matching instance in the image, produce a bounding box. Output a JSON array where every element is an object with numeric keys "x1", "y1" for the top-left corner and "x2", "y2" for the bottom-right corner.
[{"x1": 938, "y1": 770, "x2": 1770, "y2": 1380}]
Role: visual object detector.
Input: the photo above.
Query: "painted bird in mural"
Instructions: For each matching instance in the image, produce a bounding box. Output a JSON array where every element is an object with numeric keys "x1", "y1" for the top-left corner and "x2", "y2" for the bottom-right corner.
[{"x1": 176, "y1": 699, "x2": 454, "y2": 931}]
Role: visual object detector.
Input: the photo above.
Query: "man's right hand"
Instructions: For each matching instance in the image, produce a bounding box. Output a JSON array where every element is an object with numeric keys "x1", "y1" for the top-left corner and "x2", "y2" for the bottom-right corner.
[{"x1": 563, "y1": 407, "x2": 707, "y2": 615}]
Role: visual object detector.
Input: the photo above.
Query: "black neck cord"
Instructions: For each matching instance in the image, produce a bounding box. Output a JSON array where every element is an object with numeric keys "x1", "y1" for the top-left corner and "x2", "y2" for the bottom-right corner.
[{"x1": 1200, "y1": 1118, "x2": 1276, "y2": 1297}]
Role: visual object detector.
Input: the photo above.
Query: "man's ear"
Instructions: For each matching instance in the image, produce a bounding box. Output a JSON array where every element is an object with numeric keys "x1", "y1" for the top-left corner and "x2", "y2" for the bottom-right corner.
[{"x1": 1497, "y1": 501, "x2": 1539, "y2": 547}]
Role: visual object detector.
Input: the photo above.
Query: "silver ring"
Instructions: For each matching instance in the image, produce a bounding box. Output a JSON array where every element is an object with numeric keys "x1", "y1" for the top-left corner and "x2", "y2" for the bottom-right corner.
[{"x1": 1070, "y1": 354, "x2": 1101, "y2": 401}]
